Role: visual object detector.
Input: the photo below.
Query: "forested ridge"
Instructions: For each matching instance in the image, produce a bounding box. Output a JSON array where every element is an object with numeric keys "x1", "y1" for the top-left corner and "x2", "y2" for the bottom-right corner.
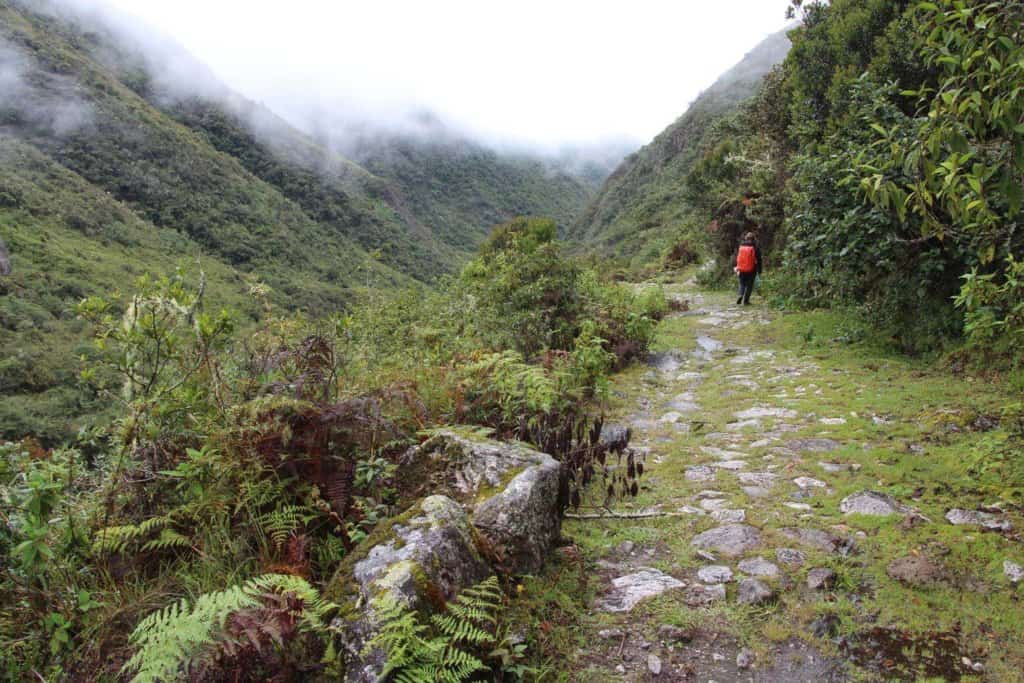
[{"x1": 2, "y1": 0, "x2": 1023, "y2": 681}]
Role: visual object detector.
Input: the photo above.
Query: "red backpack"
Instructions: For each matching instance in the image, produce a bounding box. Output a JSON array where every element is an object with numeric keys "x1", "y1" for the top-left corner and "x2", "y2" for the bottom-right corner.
[{"x1": 737, "y1": 244, "x2": 756, "y2": 273}]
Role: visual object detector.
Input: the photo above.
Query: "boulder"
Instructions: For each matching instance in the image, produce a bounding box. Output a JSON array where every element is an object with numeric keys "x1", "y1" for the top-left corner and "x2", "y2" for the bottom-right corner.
[
  {"x1": 419, "y1": 430, "x2": 563, "y2": 573},
  {"x1": 334, "y1": 431, "x2": 564, "y2": 681},
  {"x1": 337, "y1": 495, "x2": 491, "y2": 682}
]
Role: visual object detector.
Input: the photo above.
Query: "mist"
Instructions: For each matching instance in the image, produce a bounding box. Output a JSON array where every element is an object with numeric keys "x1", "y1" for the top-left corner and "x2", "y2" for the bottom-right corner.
[
  {"x1": 88, "y1": 0, "x2": 793, "y2": 150},
  {"x1": 0, "y1": 37, "x2": 94, "y2": 137}
]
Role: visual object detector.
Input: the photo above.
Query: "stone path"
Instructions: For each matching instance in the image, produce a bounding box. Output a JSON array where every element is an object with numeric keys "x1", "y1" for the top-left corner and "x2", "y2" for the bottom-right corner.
[{"x1": 553, "y1": 279, "x2": 1023, "y2": 681}]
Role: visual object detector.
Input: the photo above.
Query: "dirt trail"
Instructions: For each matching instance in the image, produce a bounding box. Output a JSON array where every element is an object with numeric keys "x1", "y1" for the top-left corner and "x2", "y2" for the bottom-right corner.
[{"x1": 547, "y1": 277, "x2": 1024, "y2": 682}]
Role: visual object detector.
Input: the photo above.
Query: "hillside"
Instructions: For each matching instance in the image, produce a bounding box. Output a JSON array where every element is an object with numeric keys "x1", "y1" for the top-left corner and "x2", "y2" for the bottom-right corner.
[
  {"x1": 340, "y1": 120, "x2": 605, "y2": 249},
  {"x1": 0, "y1": 0, "x2": 424, "y2": 442},
  {"x1": 570, "y1": 28, "x2": 792, "y2": 264}
]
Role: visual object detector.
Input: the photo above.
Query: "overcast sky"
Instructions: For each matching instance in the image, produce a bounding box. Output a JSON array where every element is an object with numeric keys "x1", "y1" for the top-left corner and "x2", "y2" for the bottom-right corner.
[{"x1": 102, "y1": 0, "x2": 791, "y2": 148}]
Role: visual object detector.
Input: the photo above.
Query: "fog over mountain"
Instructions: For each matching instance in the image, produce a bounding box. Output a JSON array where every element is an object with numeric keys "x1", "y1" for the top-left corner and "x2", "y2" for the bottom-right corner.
[{"x1": 95, "y1": 0, "x2": 792, "y2": 150}]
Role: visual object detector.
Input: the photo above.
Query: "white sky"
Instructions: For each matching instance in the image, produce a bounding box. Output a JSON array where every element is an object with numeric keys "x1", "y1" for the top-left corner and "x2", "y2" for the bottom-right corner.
[{"x1": 103, "y1": 0, "x2": 791, "y2": 148}]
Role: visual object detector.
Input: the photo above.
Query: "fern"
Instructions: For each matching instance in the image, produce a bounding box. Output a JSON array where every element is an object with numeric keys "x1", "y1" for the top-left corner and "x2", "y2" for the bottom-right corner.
[
  {"x1": 141, "y1": 529, "x2": 188, "y2": 553},
  {"x1": 92, "y1": 515, "x2": 175, "y2": 555},
  {"x1": 370, "y1": 576, "x2": 502, "y2": 682},
  {"x1": 257, "y1": 504, "x2": 316, "y2": 550},
  {"x1": 122, "y1": 574, "x2": 336, "y2": 683}
]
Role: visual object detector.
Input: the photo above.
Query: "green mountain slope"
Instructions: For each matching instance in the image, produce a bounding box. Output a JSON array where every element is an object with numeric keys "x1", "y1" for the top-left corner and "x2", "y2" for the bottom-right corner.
[
  {"x1": 343, "y1": 123, "x2": 600, "y2": 250},
  {"x1": 0, "y1": 0, "x2": 420, "y2": 441},
  {"x1": 570, "y1": 28, "x2": 792, "y2": 264}
]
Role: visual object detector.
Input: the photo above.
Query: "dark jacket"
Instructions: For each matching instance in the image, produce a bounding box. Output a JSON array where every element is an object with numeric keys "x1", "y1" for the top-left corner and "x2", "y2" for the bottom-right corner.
[{"x1": 738, "y1": 239, "x2": 763, "y2": 276}]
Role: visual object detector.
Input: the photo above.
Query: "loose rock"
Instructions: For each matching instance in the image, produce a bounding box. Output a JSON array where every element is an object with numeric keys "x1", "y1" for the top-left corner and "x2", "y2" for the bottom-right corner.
[
  {"x1": 737, "y1": 578, "x2": 774, "y2": 605},
  {"x1": 794, "y1": 476, "x2": 827, "y2": 489},
  {"x1": 647, "y1": 653, "x2": 662, "y2": 675},
  {"x1": 736, "y1": 648, "x2": 755, "y2": 670},
  {"x1": 1005, "y1": 560, "x2": 1024, "y2": 584}
]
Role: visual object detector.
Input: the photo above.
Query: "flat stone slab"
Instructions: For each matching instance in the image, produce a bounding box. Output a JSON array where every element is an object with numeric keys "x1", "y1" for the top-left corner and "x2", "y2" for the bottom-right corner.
[
  {"x1": 807, "y1": 567, "x2": 837, "y2": 590},
  {"x1": 660, "y1": 411, "x2": 684, "y2": 423},
  {"x1": 788, "y1": 438, "x2": 841, "y2": 453},
  {"x1": 737, "y1": 578, "x2": 774, "y2": 605},
  {"x1": 646, "y1": 351, "x2": 686, "y2": 374},
  {"x1": 701, "y1": 446, "x2": 748, "y2": 460},
  {"x1": 776, "y1": 548, "x2": 807, "y2": 567},
  {"x1": 735, "y1": 406, "x2": 799, "y2": 420},
  {"x1": 794, "y1": 476, "x2": 827, "y2": 489},
  {"x1": 886, "y1": 555, "x2": 948, "y2": 586},
  {"x1": 697, "y1": 565, "x2": 734, "y2": 584},
  {"x1": 686, "y1": 465, "x2": 716, "y2": 482},
  {"x1": 742, "y1": 486, "x2": 772, "y2": 498},
  {"x1": 818, "y1": 462, "x2": 846, "y2": 473},
  {"x1": 738, "y1": 471, "x2": 777, "y2": 487},
  {"x1": 598, "y1": 568, "x2": 685, "y2": 612},
  {"x1": 780, "y1": 527, "x2": 850, "y2": 554},
  {"x1": 667, "y1": 394, "x2": 700, "y2": 412},
  {"x1": 700, "y1": 498, "x2": 730, "y2": 511},
  {"x1": 713, "y1": 460, "x2": 748, "y2": 470},
  {"x1": 684, "y1": 583, "x2": 727, "y2": 606},
  {"x1": 727, "y1": 419, "x2": 763, "y2": 431},
  {"x1": 691, "y1": 524, "x2": 762, "y2": 557},
  {"x1": 819, "y1": 417, "x2": 847, "y2": 425},
  {"x1": 946, "y1": 508, "x2": 1013, "y2": 532},
  {"x1": 711, "y1": 509, "x2": 746, "y2": 523},
  {"x1": 840, "y1": 490, "x2": 909, "y2": 516},
  {"x1": 738, "y1": 557, "x2": 780, "y2": 578},
  {"x1": 1005, "y1": 561, "x2": 1023, "y2": 584}
]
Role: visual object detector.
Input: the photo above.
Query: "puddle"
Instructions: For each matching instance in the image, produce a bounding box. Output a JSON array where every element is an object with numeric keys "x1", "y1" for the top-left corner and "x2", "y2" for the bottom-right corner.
[{"x1": 844, "y1": 627, "x2": 973, "y2": 681}]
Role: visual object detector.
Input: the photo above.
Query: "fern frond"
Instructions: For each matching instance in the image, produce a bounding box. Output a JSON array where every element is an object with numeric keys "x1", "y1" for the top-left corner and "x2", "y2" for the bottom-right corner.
[
  {"x1": 369, "y1": 576, "x2": 502, "y2": 682},
  {"x1": 92, "y1": 515, "x2": 171, "y2": 555},
  {"x1": 257, "y1": 504, "x2": 316, "y2": 550},
  {"x1": 141, "y1": 528, "x2": 191, "y2": 553},
  {"x1": 122, "y1": 573, "x2": 333, "y2": 683}
]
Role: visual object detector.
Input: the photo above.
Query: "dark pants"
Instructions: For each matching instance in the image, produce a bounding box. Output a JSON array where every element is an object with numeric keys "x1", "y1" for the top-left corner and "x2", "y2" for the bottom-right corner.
[{"x1": 737, "y1": 272, "x2": 756, "y2": 304}]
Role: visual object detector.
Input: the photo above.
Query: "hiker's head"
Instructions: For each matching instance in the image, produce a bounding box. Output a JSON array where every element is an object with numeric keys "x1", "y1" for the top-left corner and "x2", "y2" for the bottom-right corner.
[{"x1": 743, "y1": 231, "x2": 756, "y2": 242}]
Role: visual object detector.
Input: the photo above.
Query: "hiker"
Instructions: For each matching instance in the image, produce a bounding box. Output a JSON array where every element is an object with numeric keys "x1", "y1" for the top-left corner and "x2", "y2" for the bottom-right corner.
[{"x1": 734, "y1": 231, "x2": 762, "y2": 305}]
